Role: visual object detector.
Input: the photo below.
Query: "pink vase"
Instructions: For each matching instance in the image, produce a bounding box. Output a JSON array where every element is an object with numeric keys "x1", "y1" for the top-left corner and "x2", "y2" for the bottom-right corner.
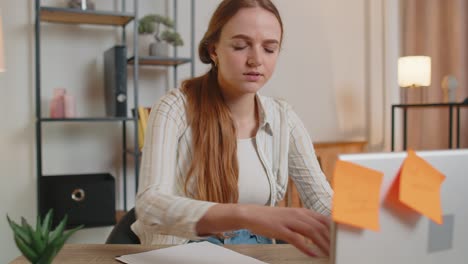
[
  {"x1": 50, "y1": 88, "x2": 65, "y2": 118},
  {"x1": 64, "y1": 94, "x2": 76, "y2": 118}
]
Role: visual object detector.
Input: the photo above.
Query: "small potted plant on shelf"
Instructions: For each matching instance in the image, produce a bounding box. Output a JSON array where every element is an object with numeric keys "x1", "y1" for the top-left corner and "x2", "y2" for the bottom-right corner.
[
  {"x1": 7, "y1": 209, "x2": 83, "y2": 264},
  {"x1": 67, "y1": 0, "x2": 95, "y2": 10},
  {"x1": 138, "y1": 14, "x2": 184, "y2": 56}
]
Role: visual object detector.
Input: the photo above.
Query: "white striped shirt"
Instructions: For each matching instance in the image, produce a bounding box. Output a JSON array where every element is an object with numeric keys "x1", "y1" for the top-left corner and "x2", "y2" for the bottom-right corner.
[{"x1": 131, "y1": 88, "x2": 333, "y2": 245}]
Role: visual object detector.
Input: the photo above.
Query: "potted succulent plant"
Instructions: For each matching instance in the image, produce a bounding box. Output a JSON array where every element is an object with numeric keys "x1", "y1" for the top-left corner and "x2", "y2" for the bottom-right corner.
[
  {"x1": 67, "y1": 0, "x2": 95, "y2": 10},
  {"x1": 7, "y1": 209, "x2": 83, "y2": 264},
  {"x1": 138, "y1": 14, "x2": 184, "y2": 56}
]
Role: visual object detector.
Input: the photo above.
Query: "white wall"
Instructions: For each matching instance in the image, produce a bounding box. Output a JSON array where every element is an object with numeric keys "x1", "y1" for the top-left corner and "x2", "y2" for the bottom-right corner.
[
  {"x1": 272, "y1": 0, "x2": 367, "y2": 141},
  {"x1": 1, "y1": 1, "x2": 37, "y2": 261},
  {"x1": 367, "y1": 0, "x2": 401, "y2": 151},
  {"x1": 0, "y1": 0, "x2": 399, "y2": 262},
  {"x1": 180, "y1": 0, "x2": 368, "y2": 142}
]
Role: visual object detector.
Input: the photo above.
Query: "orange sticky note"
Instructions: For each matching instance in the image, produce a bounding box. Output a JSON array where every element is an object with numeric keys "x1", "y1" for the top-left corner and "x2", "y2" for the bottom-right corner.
[
  {"x1": 399, "y1": 150, "x2": 446, "y2": 224},
  {"x1": 384, "y1": 170, "x2": 415, "y2": 216},
  {"x1": 332, "y1": 160, "x2": 384, "y2": 231}
]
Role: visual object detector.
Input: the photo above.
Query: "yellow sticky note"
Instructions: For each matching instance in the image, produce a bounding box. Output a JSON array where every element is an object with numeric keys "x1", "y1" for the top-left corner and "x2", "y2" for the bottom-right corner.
[
  {"x1": 332, "y1": 160, "x2": 384, "y2": 231},
  {"x1": 399, "y1": 150, "x2": 446, "y2": 224}
]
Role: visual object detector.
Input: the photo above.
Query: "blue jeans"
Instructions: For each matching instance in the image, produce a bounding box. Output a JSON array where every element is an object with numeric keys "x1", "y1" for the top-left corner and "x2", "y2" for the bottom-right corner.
[{"x1": 190, "y1": 229, "x2": 273, "y2": 245}]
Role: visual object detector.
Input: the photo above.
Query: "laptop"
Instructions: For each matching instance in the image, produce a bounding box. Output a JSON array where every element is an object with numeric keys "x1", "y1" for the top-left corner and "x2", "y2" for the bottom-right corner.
[{"x1": 330, "y1": 149, "x2": 468, "y2": 264}]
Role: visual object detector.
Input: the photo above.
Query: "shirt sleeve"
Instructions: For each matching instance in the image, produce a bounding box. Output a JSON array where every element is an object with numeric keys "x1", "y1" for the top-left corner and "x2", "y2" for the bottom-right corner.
[
  {"x1": 135, "y1": 93, "x2": 216, "y2": 240},
  {"x1": 286, "y1": 106, "x2": 333, "y2": 216}
]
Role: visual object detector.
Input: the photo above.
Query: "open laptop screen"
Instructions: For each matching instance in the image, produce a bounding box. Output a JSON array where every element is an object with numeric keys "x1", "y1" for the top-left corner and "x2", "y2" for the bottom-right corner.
[{"x1": 331, "y1": 149, "x2": 468, "y2": 264}]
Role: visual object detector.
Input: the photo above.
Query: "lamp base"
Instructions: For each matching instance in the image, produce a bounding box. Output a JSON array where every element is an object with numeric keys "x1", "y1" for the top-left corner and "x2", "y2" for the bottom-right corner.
[
  {"x1": 400, "y1": 85, "x2": 427, "y2": 104},
  {"x1": 400, "y1": 87, "x2": 407, "y2": 104}
]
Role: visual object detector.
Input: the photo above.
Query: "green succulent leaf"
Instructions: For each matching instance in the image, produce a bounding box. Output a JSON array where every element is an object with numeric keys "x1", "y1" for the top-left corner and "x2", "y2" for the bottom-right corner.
[
  {"x1": 54, "y1": 224, "x2": 83, "y2": 249},
  {"x1": 21, "y1": 217, "x2": 29, "y2": 229},
  {"x1": 41, "y1": 209, "x2": 53, "y2": 242},
  {"x1": 49, "y1": 214, "x2": 68, "y2": 243},
  {"x1": 7, "y1": 216, "x2": 32, "y2": 245},
  {"x1": 38, "y1": 224, "x2": 84, "y2": 264},
  {"x1": 14, "y1": 234, "x2": 39, "y2": 262},
  {"x1": 35, "y1": 241, "x2": 59, "y2": 264},
  {"x1": 24, "y1": 218, "x2": 46, "y2": 254},
  {"x1": 8, "y1": 210, "x2": 83, "y2": 264}
]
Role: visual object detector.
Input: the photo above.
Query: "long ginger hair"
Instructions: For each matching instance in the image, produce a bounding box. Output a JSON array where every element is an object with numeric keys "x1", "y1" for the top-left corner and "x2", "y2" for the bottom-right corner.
[{"x1": 181, "y1": 0, "x2": 283, "y2": 203}]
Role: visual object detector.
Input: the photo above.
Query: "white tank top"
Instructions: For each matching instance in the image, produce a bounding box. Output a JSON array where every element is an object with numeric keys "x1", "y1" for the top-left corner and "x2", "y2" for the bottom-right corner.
[{"x1": 237, "y1": 137, "x2": 271, "y2": 205}]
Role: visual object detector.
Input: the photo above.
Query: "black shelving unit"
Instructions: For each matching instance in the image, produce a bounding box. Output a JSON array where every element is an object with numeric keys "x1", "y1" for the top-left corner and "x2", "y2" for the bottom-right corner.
[
  {"x1": 391, "y1": 103, "x2": 468, "y2": 151},
  {"x1": 128, "y1": 56, "x2": 192, "y2": 66},
  {"x1": 34, "y1": 0, "x2": 196, "y2": 223},
  {"x1": 40, "y1": 6, "x2": 135, "y2": 26},
  {"x1": 125, "y1": 0, "x2": 196, "y2": 162},
  {"x1": 127, "y1": 0, "x2": 196, "y2": 85},
  {"x1": 34, "y1": 0, "x2": 140, "y2": 218},
  {"x1": 40, "y1": 117, "x2": 136, "y2": 122}
]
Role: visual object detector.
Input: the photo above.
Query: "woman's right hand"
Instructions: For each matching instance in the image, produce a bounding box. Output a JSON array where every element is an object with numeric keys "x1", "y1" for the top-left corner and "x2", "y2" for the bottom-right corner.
[
  {"x1": 239, "y1": 205, "x2": 331, "y2": 257},
  {"x1": 196, "y1": 204, "x2": 331, "y2": 257}
]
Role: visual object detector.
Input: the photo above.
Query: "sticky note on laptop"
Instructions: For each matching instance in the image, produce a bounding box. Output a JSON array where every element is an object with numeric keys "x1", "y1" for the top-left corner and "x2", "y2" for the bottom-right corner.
[
  {"x1": 391, "y1": 149, "x2": 446, "y2": 224},
  {"x1": 332, "y1": 160, "x2": 384, "y2": 231}
]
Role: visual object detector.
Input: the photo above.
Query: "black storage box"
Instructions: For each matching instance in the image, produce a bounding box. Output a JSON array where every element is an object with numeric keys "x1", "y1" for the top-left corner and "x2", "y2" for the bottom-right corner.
[{"x1": 39, "y1": 173, "x2": 116, "y2": 228}]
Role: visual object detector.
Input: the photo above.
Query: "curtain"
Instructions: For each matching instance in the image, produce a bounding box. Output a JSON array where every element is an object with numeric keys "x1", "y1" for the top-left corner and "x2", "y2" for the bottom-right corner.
[{"x1": 401, "y1": 0, "x2": 468, "y2": 149}]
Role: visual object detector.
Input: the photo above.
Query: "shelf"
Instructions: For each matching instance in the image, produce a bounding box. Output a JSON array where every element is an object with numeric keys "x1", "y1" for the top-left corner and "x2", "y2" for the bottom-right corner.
[
  {"x1": 40, "y1": 7, "x2": 134, "y2": 26},
  {"x1": 35, "y1": 0, "x2": 196, "y2": 214},
  {"x1": 392, "y1": 102, "x2": 468, "y2": 108},
  {"x1": 40, "y1": 117, "x2": 136, "y2": 122},
  {"x1": 125, "y1": 149, "x2": 142, "y2": 156},
  {"x1": 127, "y1": 56, "x2": 192, "y2": 66}
]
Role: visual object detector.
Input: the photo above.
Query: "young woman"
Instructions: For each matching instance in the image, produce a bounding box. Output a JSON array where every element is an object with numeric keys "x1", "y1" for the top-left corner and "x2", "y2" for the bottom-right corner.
[{"x1": 131, "y1": 0, "x2": 333, "y2": 257}]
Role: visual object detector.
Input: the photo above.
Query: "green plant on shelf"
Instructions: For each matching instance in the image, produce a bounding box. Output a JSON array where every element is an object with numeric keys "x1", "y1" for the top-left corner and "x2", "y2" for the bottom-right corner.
[
  {"x1": 138, "y1": 14, "x2": 184, "y2": 56},
  {"x1": 138, "y1": 14, "x2": 184, "y2": 47},
  {"x1": 7, "y1": 209, "x2": 83, "y2": 264}
]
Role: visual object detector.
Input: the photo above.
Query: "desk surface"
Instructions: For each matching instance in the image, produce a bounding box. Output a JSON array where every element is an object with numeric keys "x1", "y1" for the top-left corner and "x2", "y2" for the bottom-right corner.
[{"x1": 10, "y1": 244, "x2": 328, "y2": 264}]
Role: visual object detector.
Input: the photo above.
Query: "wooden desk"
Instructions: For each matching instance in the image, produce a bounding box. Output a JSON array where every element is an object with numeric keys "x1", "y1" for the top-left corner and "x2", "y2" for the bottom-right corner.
[{"x1": 10, "y1": 244, "x2": 328, "y2": 264}]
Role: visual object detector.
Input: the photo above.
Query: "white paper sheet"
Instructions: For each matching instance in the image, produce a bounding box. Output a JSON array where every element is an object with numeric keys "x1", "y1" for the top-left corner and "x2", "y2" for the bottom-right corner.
[{"x1": 115, "y1": 241, "x2": 269, "y2": 264}]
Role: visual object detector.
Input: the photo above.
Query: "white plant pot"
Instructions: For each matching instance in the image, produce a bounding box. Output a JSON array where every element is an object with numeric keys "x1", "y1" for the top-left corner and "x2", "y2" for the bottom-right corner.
[
  {"x1": 138, "y1": 35, "x2": 154, "y2": 56},
  {"x1": 150, "y1": 42, "x2": 169, "y2": 57}
]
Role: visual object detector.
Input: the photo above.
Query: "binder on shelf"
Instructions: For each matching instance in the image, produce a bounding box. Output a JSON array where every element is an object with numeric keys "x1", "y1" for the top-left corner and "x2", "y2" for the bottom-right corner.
[{"x1": 104, "y1": 45, "x2": 127, "y2": 117}]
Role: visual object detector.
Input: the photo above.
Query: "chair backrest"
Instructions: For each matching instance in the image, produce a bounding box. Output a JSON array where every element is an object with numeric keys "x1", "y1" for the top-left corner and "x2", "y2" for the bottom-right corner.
[{"x1": 106, "y1": 207, "x2": 141, "y2": 244}]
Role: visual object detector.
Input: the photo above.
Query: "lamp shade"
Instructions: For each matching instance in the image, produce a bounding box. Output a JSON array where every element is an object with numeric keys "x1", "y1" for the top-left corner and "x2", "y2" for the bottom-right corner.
[
  {"x1": 0, "y1": 15, "x2": 4, "y2": 72},
  {"x1": 398, "y1": 56, "x2": 431, "y2": 87}
]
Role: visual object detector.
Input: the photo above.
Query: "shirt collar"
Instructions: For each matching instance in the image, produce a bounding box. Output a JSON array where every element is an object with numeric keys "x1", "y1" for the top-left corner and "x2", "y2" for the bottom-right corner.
[{"x1": 255, "y1": 93, "x2": 274, "y2": 134}]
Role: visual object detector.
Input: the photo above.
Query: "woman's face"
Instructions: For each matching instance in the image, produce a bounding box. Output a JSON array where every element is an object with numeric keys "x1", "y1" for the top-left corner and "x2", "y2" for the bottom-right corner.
[{"x1": 211, "y1": 7, "x2": 282, "y2": 99}]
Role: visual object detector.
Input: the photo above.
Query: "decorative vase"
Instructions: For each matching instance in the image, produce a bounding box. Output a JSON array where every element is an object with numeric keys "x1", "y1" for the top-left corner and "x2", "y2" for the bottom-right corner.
[
  {"x1": 138, "y1": 35, "x2": 153, "y2": 56},
  {"x1": 149, "y1": 42, "x2": 169, "y2": 57},
  {"x1": 441, "y1": 75, "x2": 458, "y2": 103},
  {"x1": 50, "y1": 88, "x2": 65, "y2": 118},
  {"x1": 68, "y1": 0, "x2": 95, "y2": 10},
  {"x1": 64, "y1": 94, "x2": 76, "y2": 118}
]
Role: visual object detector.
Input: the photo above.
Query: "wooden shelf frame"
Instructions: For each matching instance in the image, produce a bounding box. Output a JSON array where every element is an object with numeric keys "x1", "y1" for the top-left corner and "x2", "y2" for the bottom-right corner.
[
  {"x1": 40, "y1": 7, "x2": 134, "y2": 26},
  {"x1": 128, "y1": 56, "x2": 192, "y2": 66}
]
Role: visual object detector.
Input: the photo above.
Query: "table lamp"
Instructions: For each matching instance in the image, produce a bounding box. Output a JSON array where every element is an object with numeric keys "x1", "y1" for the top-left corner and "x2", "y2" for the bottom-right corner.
[
  {"x1": 0, "y1": 14, "x2": 5, "y2": 73},
  {"x1": 398, "y1": 56, "x2": 431, "y2": 103}
]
